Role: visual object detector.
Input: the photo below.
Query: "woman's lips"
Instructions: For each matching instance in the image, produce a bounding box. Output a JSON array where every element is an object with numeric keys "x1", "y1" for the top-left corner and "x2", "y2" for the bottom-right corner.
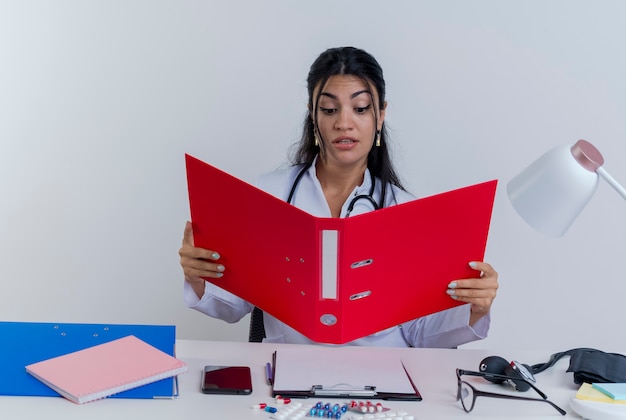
[{"x1": 332, "y1": 137, "x2": 359, "y2": 149}]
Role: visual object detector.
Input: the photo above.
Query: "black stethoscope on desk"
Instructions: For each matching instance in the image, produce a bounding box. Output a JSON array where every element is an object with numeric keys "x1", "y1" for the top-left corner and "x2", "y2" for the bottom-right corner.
[{"x1": 286, "y1": 163, "x2": 381, "y2": 217}]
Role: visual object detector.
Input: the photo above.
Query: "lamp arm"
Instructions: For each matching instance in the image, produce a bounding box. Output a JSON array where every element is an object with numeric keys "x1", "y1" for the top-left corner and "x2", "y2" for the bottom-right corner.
[{"x1": 597, "y1": 167, "x2": 626, "y2": 200}]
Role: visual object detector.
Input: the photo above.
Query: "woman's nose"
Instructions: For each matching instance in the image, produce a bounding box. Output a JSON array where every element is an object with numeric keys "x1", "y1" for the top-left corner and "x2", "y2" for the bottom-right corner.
[{"x1": 334, "y1": 108, "x2": 354, "y2": 130}]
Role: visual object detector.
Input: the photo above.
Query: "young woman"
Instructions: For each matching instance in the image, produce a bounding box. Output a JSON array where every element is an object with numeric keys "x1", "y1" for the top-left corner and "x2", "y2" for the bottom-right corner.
[{"x1": 179, "y1": 47, "x2": 498, "y2": 347}]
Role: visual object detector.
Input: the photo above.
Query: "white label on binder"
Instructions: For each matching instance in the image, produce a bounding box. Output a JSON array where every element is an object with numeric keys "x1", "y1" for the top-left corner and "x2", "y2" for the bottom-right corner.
[{"x1": 321, "y1": 230, "x2": 338, "y2": 300}]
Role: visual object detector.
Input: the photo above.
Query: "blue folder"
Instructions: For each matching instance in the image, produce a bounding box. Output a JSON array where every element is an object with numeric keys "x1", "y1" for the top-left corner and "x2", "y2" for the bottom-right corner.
[{"x1": 0, "y1": 321, "x2": 179, "y2": 399}]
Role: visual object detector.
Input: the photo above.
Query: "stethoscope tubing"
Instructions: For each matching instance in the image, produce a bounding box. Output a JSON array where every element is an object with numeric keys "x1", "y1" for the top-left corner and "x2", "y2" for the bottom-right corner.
[{"x1": 286, "y1": 164, "x2": 379, "y2": 217}]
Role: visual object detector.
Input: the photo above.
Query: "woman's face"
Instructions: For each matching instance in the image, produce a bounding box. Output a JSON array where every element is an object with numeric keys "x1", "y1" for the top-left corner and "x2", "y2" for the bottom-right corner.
[{"x1": 312, "y1": 74, "x2": 386, "y2": 169}]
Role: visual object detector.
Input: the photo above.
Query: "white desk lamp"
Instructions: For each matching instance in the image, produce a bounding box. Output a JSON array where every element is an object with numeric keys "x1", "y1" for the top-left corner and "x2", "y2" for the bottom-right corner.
[
  {"x1": 507, "y1": 139, "x2": 626, "y2": 237},
  {"x1": 509, "y1": 140, "x2": 626, "y2": 420}
]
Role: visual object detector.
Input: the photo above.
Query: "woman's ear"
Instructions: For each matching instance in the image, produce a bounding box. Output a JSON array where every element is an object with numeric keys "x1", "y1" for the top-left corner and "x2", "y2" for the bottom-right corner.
[{"x1": 378, "y1": 101, "x2": 388, "y2": 131}]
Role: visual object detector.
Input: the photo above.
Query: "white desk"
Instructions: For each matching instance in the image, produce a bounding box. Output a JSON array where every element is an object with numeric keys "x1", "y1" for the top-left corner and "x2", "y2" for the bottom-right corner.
[{"x1": 0, "y1": 340, "x2": 611, "y2": 419}]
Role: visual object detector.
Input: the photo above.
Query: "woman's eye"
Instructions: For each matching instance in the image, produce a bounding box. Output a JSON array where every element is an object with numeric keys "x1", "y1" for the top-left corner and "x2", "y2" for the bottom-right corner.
[
  {"x1": 355, "y1": 104, "x2": 372, "y2": 113},
  {"x1": 319, "y1": 107, "x2": 336, "y2": 115}
]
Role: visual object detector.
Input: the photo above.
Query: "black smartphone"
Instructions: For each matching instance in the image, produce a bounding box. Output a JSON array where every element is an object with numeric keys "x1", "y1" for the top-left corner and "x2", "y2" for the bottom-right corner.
[{"x1": 201, "y1": 365, "x2": 253, "y2": 395}]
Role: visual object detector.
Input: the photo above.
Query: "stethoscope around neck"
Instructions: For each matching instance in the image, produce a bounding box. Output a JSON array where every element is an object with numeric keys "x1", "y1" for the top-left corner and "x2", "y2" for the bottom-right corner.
[{"x1": 286, "y1": 163, "x2": 380, "y2": 217}]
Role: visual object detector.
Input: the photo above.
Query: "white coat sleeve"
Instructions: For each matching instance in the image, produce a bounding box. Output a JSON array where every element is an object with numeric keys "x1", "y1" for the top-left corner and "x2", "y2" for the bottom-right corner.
[
  {"x1": 401, "y1": 304, "x2": 490, "y2": 348},
  {"x1": 183, "y1": 280, "x2": 253, "y2": 323}
]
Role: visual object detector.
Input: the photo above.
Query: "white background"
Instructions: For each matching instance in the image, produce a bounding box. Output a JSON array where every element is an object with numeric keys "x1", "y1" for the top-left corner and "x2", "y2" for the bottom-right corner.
[{"x1": 1, "y1": 0, "x2": 625, "y2": 353}]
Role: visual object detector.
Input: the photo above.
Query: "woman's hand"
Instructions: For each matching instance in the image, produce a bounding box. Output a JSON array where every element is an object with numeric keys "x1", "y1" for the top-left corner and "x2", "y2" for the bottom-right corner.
[
  {"x1": 446, "y1": 261, "x2": 498, "y2": 326},
  {"x1": 179, "y1": 221, "x2": 225, "y2": 298}
]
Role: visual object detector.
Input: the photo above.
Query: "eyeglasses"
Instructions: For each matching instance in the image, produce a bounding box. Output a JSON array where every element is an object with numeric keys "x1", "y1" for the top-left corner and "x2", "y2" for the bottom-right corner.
[{"x1": 456, "y1": 369, "x2": 566, "y2": 415}]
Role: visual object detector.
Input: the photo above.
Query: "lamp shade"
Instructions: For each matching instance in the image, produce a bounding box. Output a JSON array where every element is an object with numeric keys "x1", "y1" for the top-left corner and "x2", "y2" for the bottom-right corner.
[{"x1": 507, "y1": 140, "x2": 604, "y2": 237}]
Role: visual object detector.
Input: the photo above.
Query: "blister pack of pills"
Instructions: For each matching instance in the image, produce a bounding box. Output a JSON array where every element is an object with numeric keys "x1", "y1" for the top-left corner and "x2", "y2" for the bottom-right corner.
[{"x1": 258, "y1": 399, "x2": 417, "y2": 420}]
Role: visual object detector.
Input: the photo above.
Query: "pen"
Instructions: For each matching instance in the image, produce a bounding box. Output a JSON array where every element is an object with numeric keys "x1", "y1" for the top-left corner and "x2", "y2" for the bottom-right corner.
[{"x1": 265, "y1": 362, "x2": 273, "y2": 386}]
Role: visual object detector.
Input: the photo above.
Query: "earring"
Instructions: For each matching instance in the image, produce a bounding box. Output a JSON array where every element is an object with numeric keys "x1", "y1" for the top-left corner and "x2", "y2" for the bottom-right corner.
[
  {"x1": 375, "y1": 131, "x2": 381, "y2": 147},
  {"x1": 314, "y1": 135, "x2": 319, "y2": 147}
]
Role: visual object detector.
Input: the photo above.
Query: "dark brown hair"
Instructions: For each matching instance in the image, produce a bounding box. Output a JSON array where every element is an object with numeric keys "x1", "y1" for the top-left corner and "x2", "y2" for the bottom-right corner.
[{"x1": 290, "y1": 47, "x2": 405, "y2": 207}]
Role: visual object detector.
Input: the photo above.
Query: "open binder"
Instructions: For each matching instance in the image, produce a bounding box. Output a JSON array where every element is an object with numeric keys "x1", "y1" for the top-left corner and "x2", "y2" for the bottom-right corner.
[
  {"x1": 186, "y1": 154, "x2": 497, "y2": 344},
  {"x1": 270, "y1": 347, "x2": 421, "y2": 400}
]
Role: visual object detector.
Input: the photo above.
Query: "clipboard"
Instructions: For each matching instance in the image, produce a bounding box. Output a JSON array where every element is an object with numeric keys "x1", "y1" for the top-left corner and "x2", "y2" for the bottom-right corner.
[
  {"x1": 269, "y1": 347, "x2": 421, "y2": 401},
  {"x1": 186, "y1": 154, "x2": 497, "y2": 344},
  {"x1": 0, "y1": 321, "x2": 179, "y2": 399}
]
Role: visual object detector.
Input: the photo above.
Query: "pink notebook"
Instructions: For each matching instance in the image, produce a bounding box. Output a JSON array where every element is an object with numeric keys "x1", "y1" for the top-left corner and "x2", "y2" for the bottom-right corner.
[{"x1": 25, "y1": 335, "x2": 188, "y2": 404}]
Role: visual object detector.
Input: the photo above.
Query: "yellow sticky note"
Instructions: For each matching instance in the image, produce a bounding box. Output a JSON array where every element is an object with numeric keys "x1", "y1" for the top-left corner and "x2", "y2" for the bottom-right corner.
[{"x1": 576, "y1": 383, "x2": 626, "y2": 405}]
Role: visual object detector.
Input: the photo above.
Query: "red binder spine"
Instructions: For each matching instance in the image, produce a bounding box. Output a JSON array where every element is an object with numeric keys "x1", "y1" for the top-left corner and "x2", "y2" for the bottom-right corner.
[{"x1": 310, "y1": 217, "x2": 346, "y2": 344}]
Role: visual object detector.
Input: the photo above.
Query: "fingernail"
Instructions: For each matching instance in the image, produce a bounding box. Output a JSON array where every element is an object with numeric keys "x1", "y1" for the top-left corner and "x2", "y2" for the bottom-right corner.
[
  {"x1": 216, "y1": 265, "x2": 225, "y2": 272},
  {"x1": 469, "y1": 261, "x2": 477, "y2": 268},
  {"x1": 446, "y1": 289, "x2": 455, "y2": 295},
  {"x1": 447, "y1": 282, "x2": 457, "y2": 289},
  {"x1": 215, "y1": 272, "x2": 223, "y2": 278},
  {"x1": 211, "y1": 252, "x2": 220, "y2": 260}
]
